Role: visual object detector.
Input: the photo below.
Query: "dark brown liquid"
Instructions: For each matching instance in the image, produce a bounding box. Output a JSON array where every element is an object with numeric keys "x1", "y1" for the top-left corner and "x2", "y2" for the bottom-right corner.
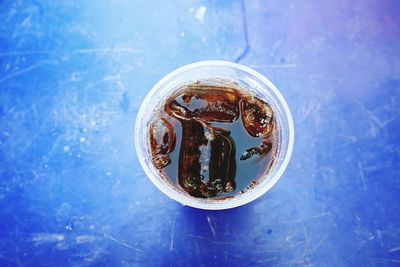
[{"x1": 148, "y1": 80, "x2": 278, "y2": 199}]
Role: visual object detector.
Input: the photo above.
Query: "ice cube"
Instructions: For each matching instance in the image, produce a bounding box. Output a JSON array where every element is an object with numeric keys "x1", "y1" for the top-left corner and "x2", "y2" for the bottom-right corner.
[
  {"x1": 149, "y1": 117, "x2": 176, "y2": 155},
  {"x1": 178, "y1": 120, "x2": 237, "y2": 197},
  {"x1": 207, "y1": 130, "x2": 236, "y2": 196},
  {"x1": 166, "y1": 86, "x2": 240, "y2": 122},
  {"x1": 178, "y1": 120, "x2": 208, "y2": 197},
  {"x1": 241, "y1": 96, "x2": 274, "y2": 137},
  {"x1": 240, "y1": 140, "x2": 272, "y2": 161}
]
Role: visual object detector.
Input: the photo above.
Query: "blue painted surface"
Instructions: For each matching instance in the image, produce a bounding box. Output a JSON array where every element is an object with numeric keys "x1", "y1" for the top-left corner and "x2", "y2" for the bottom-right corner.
[{"x1": 0, "y1": 0, "x2": 399, "y2": 266}]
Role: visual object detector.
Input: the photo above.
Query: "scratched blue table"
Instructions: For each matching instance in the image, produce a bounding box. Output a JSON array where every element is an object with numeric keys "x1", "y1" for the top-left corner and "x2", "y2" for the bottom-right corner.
[{"x1": 1, "y1": 1, "x2": 399, "y2": 266}]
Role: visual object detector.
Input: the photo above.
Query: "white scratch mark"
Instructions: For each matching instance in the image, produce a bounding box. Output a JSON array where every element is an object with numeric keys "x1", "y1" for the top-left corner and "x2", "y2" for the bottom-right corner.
[
  {"x1": 207, "y1": 216, "x2": 216, "y2": 239},
  {"x1": 280, "y1": 259, "x2": 307, "y2": 266},
  {"x1": 368, "y1": 111, "x2": 395, "y2": 130},
  {"x1": 170, "y1": 216, "x2": 177, "y2": 251},
  {"x1": 285, "y1": 232, "x2": 297, "y2": 242},
  {"x1": 388, "y1": 246, "x2": 400, "y2": 253},
  {"x1": 31, "y1": 169, "x2": 40, "y2": 182},
  {"x1": 0, "y1": 48, "x2": 141, "y2": 58},
  {"x1": 376, "y1": 229, "x2": 384, "y2": 247},
  {"x1": 371, "y1": 258, "x2": 400, "y2": 264},
  {"x1": 73, "y1": 48, "x2": 140, "y2": 54},
  {"x1": 108, "y1": 235, "x2": 142, "y2": 254},
  {"x1": 301, "y1": 225, "x2": 310, "y2": 259},
  {"x1": 82, "y1": 73, "x2": 121, "y2": 92},
  {"x1": 251, "y1": 63, "x2": 297, "y2": 69},
  {"x1": 279, "y1": 212, "x2": 332, "y2": 224},
  {"x1": 0, "y1": 60, "x2": 56, "y2": 84},
  {"x1": 21, "y1": 15, "x2": 32, "y2": 28},
  {"x1": 354, "y1": 100, "x2": 395, "y2": 137},
  {"x1": 187, "y1": 234, "x2": 230, "y2": 245},
  {"x1": 266, "y1": 63, "x2": 297, "y2": 68},
  {"x1": 32, "y1": 233, "x2": 64, "y2": 244},
  {"x1": 287, "y1": 240, "x2": 306, "y2": 249},
  {"x1": 255, "y1": 257, "x2": 278, "y2": 263},
  {"x1": 195, "y1": 6, "x2": 207, "y2": 22},
  {"x1": 299, "y1": 93, "x2": 317, "y2": 123},
  {"x1": 270, "y1": 40, "x2": 282, "y2": 56},
  {"x1": 357, "y1": 161, "x2": 367, "y2": 191},
  {"x1": 309, "y1": 238, "x2": 326, "y2": 254},
  {"x1": 75, "y1": 235, "x2": 96, "y2": 244}
]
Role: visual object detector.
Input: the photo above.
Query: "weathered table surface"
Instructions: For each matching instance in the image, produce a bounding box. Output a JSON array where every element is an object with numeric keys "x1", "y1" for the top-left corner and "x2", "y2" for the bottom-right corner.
[{"x1": 1, "y1": 1, "x2": 399, "y2": 266}]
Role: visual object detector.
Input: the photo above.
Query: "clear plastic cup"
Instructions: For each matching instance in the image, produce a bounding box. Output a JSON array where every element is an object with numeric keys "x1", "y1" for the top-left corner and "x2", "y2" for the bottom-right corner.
[{"x1": 135, "y1": 61, "x2": 294, "y2": 210}]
